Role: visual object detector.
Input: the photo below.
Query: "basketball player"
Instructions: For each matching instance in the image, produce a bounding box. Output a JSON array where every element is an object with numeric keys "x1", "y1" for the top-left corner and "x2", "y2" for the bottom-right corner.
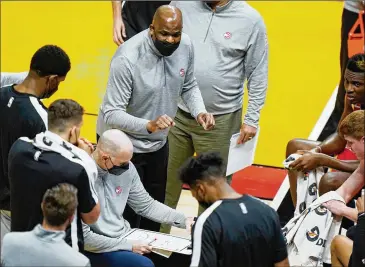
[
  {"x1": 287, "y1": 53, "x2": 365, "y2": 206},
  {"x1": 179, "y1": 152, "x2": 289, "y2": 267}
]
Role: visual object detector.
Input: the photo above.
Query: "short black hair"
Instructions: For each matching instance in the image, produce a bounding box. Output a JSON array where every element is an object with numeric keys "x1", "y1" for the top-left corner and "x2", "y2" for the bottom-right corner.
[
  {"x1": 179, "y1": 152, "x2": 226, "y2": 187},
  {"x1": 30, "y1": 45, "x2": 71, "y2": 77},
  {"x1": 42, "y1": 183, "x2": 78, "y2": 226},
  {"x1": 346, "y1": 53, "x2": 365, "y2": 73},
  {"x1": 48, "y1": 99, "x2": 84, "y2": 132}
]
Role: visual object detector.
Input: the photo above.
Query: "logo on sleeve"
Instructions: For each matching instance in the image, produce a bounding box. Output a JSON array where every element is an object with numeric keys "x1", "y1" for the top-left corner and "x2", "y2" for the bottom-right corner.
[
  {"x1": 179, "y1": 68, "x2": 185, "y2": 77},
  {"x1": 239, "y1": 203, "x2": 248, "y2": 214},
  {"x1": 224, "y1": 32, "x2": 232, "y2": 39},
  {"x1": 115, "y1": 186, "x2": 122, "y2": 195}
]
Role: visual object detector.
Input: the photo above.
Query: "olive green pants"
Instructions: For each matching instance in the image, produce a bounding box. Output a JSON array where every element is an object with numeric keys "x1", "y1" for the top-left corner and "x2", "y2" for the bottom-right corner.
[{"x1": 160, "y1": 108, "x2": 242, "y2": 233}]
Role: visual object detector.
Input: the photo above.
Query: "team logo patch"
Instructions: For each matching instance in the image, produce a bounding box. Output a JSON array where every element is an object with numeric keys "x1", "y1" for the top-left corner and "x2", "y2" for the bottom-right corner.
[
  {"x1": 115, "y1": 186, "x2": 122, "y2": 195},
  {"x1": 308, "y1": 183, "x2": 317, "y2": 196},
  {"x1": 306, "y1": 226, "x2": 320, "y2": 242},
  {"x1": 223, "y1": 32, "x2": 232, "y2": 39},
  {"x1": 179, "y1": 68, "x2": 185, "y2": 77},
  {"x1": 315, "y1": 205, "x2": 328, "y2": 216}
]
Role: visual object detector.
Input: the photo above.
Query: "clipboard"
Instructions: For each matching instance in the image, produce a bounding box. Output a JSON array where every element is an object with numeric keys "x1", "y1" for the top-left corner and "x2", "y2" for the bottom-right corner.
[
  {"x1": 226, "y1": 127, "x2": 260, "y2": 176},
  {"x1": 121, "y1": 228, "x2": 192, "y2": 256}
]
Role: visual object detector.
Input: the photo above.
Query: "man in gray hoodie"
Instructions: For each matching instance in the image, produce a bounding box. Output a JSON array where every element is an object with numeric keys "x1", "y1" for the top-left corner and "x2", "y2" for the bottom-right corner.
[
  {"x1": 1, "y1": 183, "x2": 90, "y2": 267},
  {"x1": 0, "y1": 72, "x2": 28, "y2": 88},
  {"x1": 96, "y1": 5, "x2": 214, "y2": 232},
  {"x1": 83, "y1": 129, "x2": 192, "y2": 267},
  {"x1": 162, "y1": 0, "x2": 268, "y2": 233}
]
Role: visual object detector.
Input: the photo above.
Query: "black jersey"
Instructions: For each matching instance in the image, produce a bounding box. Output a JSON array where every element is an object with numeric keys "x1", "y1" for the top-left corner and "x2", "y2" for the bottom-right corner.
[
  {"x1": 190, "y1": 195, "x2": 288, "y2": 267},
  {"x1": 8, "y1": 136, "x2": 98, "y2": 252},
  {"x1": 0, "y1": 85, "x2": 47, "y2": 210}
]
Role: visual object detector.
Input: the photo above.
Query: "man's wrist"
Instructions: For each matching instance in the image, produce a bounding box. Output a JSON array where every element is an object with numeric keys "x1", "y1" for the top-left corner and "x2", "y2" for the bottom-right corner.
[
  {"x1": 338, "y1": 205, "x2": 352, "y2": 217},
  {"x1": 242, "y1": 119, "x2": 258, "y2": 129},
  {"x1": 195, "y1": 110, "x2": 207, "y2": 119},
  {"x1": 342, "y1": 206, "x2": 359, "y2": 221},
  {"x1": 317, "y1": 154, "x2": 328, "y2": 166},
  {"x1": 146, "y1": 121, "x2": 152, "y2": 134}
]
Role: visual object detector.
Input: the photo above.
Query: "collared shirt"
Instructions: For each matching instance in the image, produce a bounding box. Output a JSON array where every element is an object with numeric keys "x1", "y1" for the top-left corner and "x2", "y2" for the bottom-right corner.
[
  {"x1": 83, "y1": 163, "x2": 186, "y2": 253},
  {"x1": 1, "y1": 224, "x2": 90, "y2": 266},
  {"x1": 97, "y1": 30, "x2": 206, "y2": 153},
  {"x1": 172, "y1": 1, "x2": 268, "y2": 127}
]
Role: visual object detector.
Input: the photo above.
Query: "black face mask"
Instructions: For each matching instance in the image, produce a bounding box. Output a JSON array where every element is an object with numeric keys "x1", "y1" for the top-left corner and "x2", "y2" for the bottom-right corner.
[
  {"x1": 196, "y1": 189, "x2": 211, "y2": 210},
  {"x1": 41, "y1": 87, "x2": 58, "y2": 99},
  {"x1": 41, "y1": 77, "x2": 59, "y2": 99},
  {"x1": 107, "y1": 157, "x2": 130, "y2": 176},
  {"x1": 153, "y1": 39, "x2": 180, "y2": 57},
  {"x1": 108, "y1": 163, "x2": 129, "y2": 176}
]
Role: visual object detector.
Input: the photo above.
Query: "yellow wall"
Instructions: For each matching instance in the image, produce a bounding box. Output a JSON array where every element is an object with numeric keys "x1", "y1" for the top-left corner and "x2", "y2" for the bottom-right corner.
[{"x1": 1, "y1": 1, "x2": 343, "y2": 167}]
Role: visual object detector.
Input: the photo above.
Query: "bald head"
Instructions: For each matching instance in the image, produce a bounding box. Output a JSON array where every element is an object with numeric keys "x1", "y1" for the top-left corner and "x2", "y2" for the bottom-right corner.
[
  {"x1": 150, "y1": 5, "x2": 182, "y2": 56},
  {"x1": 153, "y1": 5, "x2": 182, "y2": 25},
  {"x1": 98, "y1": 129, "x2": 133, "y2": 158}
]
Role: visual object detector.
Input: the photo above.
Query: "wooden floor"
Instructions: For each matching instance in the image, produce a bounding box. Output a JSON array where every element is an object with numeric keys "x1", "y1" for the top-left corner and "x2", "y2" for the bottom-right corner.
[{"x1": 170, "y1": 190, "x2": 272, "y2": 239}]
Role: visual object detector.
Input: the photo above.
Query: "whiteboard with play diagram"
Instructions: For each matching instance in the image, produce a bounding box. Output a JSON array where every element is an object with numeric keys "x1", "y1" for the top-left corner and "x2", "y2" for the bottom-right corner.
[{"x1": 122, "y1": 228, "x2": 191, "y2": 254}]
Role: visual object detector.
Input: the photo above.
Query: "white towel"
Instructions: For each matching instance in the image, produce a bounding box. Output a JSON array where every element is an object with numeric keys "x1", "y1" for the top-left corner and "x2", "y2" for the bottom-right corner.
[
  {"x1": 19, "y1": 131, "x2": 98, "y2": 202},
  {"x1": 283, "y1": 191, "x2": 344, "y2": 266},
  {"x1": 283, "y1": 154, "x2": 324, "y2": 217}
]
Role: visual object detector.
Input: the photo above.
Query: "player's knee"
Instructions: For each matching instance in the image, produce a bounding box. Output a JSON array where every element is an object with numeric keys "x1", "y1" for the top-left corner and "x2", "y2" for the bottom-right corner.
[
  {"x1": 286, "y1": 139, "x2": 301, "y2": 157},
  {"x1": 330, "y1": 236, "x2": 339, "y2": 254},
  {"x1": 286, "y1": 138, "x2": 311, "y2": 157},
  {"x1": 318, "y1": 173, "x2": 344, "y2": 196},
  {"x1": 330, "y1": 235, "x2": 345, "y2": 254}
]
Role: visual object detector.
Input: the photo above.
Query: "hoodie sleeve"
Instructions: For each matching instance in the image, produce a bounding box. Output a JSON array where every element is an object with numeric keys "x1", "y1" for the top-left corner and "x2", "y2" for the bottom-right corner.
[
  {"x1": 1, "y1": 72, "x2": 28, "y2": 87},
  {"x1": 101, "y1": 56, "x2": 150, "y2": 135},
  {"x1": 180, "y1": 39, "x2": 207, "y2": 119},
  {"x1": 126, "y1": 165, "x2": 187, "y2": 228},
  {"x1": 82, "y1": 223, "x2": 133, "y2": 253},
  {"x1": 243, "y1": 17, "x2": 268, "y2": 128}
]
